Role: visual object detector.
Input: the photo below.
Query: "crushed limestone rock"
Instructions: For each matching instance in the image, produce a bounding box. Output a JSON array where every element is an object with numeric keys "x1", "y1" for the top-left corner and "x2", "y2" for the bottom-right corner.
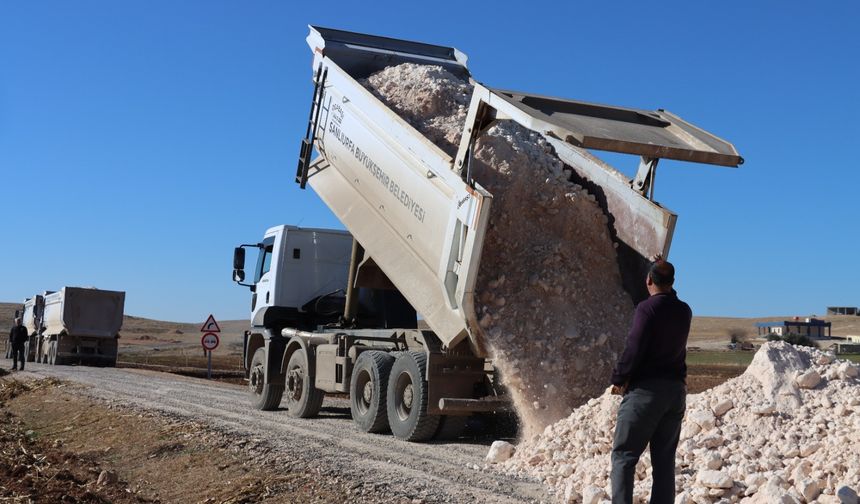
[
  {"x1": 363, "y1": 63, "x2": 632, "y2": 437},
  {"x1": 362, "y1": 63, "x2": 471, "y2": 156},
  {"x1": 486, "y1": 440, "x2": 516, "y2": 463},
  {"x1": 495, "y1": 342, "x2": 860, "y2": 503}
]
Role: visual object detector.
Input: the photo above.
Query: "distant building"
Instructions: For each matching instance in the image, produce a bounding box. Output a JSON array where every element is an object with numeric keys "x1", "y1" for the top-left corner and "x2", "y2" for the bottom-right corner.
[
  {"x1": 846, "y1": 335, "x2": 860, "y2": 343},
  {"x1": 827, "y1": 306, "x2": 859, "y2": 316},
  {"x1": 755, "y1": 317, "x2": 832, "y2": 339}
]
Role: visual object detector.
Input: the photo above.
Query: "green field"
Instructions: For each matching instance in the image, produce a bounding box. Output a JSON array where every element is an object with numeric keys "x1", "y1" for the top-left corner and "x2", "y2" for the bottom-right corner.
[
  {"x1": 687, "y1": 351, "x2": 754, "y2": 367},
  {"x1": 688, "y1": 350, "x2": 860, "y2": 367}
]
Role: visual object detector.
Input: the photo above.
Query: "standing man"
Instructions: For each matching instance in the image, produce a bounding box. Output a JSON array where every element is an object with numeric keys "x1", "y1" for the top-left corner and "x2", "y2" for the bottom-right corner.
[
  {"x1": 610, "y1": 259, "x2": 691, "y2": 504},
  {"x1": 9, "y1": 318, "x2": 29, "y2": 371}
]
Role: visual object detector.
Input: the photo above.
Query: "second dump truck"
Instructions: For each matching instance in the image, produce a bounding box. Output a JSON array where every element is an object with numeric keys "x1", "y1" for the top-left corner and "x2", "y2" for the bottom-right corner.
[
  {"x1": 232, "y1": 27, "x2": 743, "y2": 441},
  {"x1": 14, "y1": 287, "x2": 125, "y2": 366}
]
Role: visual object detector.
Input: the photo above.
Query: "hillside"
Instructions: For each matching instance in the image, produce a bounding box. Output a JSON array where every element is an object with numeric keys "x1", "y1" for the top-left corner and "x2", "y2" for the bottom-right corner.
[
  {"x1": 4, "y1": 301, "x2": 858, "y2": 351},
  {"x1": 0, "y1": 302, "x2": 247, "y2": 352},
  {"x1": 690, "y1": 314, "x2": 860, "y2": 348}
]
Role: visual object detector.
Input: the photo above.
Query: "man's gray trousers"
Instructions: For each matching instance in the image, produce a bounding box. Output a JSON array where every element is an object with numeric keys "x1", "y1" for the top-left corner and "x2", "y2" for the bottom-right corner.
[{"x1": 611, "y1": 378, "x2": 686, "y2": 504}]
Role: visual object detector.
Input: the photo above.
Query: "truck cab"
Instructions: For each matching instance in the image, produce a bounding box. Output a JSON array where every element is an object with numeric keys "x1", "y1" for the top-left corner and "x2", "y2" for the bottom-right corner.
[
  {"x1": 234, "y1": 225, "x2": 354, "y2": 331},
  {"x1": 14, "y1": 294, "x2": 45, "y2": 362},
  {"x1": 233, "y1": 225, "x2": 416, "y2": 333}
]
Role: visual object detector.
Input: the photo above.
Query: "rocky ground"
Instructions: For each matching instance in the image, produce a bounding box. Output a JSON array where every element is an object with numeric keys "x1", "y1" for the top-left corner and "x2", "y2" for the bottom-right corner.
[
  {"x1": 487, "y1": 342, "x2": 860, "y2": 504},
  {"x1": 0, "y1": 377, "x2": 153, "y2": 503}
]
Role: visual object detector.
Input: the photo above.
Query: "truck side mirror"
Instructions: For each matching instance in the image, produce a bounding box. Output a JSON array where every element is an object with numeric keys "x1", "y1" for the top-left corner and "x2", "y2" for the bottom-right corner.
[
  {"x1": 233, "y1": 247, "x2": 246, "y2": 270},
  {"x1": 233, "y1": 269, "x2": 246, "y2": 283}
]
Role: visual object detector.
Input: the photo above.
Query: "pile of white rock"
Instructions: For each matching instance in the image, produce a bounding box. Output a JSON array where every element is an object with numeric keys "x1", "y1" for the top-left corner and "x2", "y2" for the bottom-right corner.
[{"x1": 487, "y1": 342, "x2": 860, "y2": 504}]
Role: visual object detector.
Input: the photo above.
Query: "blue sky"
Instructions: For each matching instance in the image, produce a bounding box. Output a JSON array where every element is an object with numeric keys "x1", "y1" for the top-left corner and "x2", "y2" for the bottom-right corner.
[{"x1": 1, "y1": 1, "x2": 857, "y2": 322}]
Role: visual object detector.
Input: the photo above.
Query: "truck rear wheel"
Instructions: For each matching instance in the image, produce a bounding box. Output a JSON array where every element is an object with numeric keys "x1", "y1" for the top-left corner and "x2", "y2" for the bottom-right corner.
[
  {"x1": 26, "y1": 340, "x2": 36, "y2": 362},
  {"x1": 284, "y1": 349, "x2": 324, "y2": 418},
  {"x1": 53, "y1": 340, "x2": 68, "y2": 366},
  {"x1": 350, "y1": 351, "x2": 395, "y2": 433},
  {"x1": 47, "y1": 340, "x2": 57, "y2": 365},
  {"x1": 249, "y1": 348, "x2": 284, "y2": 411},
  {"x1": 387, "y1": 351, "x2": 440, "y2": 442}
]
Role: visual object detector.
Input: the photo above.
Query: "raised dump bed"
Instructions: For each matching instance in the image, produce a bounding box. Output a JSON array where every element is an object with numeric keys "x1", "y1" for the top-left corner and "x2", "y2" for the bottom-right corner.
[
  {"x1": 233, "y1": 27, "x2": 743, "y2": 442},
  {"x1": 300, "y1": 26, "x2": 742, "y2": 355}
]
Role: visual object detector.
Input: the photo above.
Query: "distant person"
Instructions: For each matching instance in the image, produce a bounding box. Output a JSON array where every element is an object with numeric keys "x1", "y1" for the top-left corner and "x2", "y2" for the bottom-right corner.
[
  {"x1": 609, "y1": 258, "x2": 691, "y2": 504},
  {"x1": 9, "y1": 318, "x2": 29, "y2": 371}
]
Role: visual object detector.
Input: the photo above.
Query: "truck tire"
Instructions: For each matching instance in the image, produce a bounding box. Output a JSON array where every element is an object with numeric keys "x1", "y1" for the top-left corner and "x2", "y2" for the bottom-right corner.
[
  {"x1": 284, "y1": 349, "x2": 324, "y2": 418},
  {"x1": 52, "y1": 339, "x2": 68, "y2": 366},
  {"x1": 387, "y1": 351, "x2": 440, "y2": 442},
  {"x1": 47, "y1": 340, "x2": 56, "y2": 365},
  {"x1": 350, "y1": 351, "x2": 395, "y2": 433},
  {"x1": 249, "y1": 348, "x2": 284, "y2": 411}
]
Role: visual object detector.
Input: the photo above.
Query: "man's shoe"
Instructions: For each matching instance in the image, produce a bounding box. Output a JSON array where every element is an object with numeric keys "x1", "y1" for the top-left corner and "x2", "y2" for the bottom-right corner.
[{"x1": 11, "y1": 367, "x2": 17, "y2": 371}]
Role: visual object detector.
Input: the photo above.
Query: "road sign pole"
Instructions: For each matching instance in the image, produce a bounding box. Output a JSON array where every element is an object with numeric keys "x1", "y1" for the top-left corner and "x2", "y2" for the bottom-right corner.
[{"x1": 200, "y1": 315, "x2": 220, "y2": 381}]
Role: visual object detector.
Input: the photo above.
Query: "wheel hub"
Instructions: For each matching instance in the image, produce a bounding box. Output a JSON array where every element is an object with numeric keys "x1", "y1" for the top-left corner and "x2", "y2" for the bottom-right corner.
[
  {"x1": 362, "y1": 380, "x2": 373, "y2": 404},
  {"x1": 249, "y1": 365, "x2": 264, "y2": 395},
  {"x1": 287, "y1": 368, "x2": 303, "y2": 400},
  {"x1": 403, "y1": 384, "x2": 414, "y2": 410}
]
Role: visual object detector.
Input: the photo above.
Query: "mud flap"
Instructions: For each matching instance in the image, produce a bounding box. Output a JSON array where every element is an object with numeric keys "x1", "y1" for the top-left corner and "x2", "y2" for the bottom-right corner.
[{"x1": 263, "y1": 337, "x2": 287, "y2": 385}]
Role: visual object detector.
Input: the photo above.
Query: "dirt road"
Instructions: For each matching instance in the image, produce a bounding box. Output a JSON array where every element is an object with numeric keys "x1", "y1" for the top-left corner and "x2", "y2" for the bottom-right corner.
[{"x1": 15, "y1": 362, "x2": 549, "y2": 503}]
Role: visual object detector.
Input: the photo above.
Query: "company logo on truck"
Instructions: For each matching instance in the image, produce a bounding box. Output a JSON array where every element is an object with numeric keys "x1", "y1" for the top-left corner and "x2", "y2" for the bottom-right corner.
[
  {"x1": 328, "y1": 112, "x2": 427, "y2": 224},
  {"x1": 332, "y1": 102, "x2": 344, "y2": 125}
]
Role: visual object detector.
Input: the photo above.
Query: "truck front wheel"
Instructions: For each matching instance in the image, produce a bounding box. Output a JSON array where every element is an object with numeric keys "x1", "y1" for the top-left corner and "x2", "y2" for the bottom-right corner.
[
  {"x1": 284, "y1": 349, "x2": 324, "y2": 418},
  {"x1": 387, "y1": 352, "x2": 440, "y2": 442},
  {"x1": 350, "y1": 351, "x2": 395, "y2": 433},
  {"x1": 249, "y1": 348, "x2": 284, "y2": 411}
]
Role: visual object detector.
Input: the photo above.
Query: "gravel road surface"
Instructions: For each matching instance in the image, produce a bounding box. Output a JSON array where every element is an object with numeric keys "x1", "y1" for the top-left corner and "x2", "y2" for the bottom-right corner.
[{"x1": 18, "y1": 363, "x2": 549, "y2": 503}]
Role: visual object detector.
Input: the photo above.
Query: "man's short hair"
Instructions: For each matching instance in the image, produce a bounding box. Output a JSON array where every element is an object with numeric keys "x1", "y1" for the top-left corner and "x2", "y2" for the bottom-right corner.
[{"x1": 649, "y1": 260, "x2": 675, "y2": 287}]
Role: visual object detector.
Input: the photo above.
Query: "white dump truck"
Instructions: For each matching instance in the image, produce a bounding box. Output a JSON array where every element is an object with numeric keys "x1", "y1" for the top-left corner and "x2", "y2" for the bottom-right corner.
[
  {"x1": 232, "y1": 27, "x2": 743, "y2": 441},
  {"x1": 15, "y1": 287, "x2": 125, "y2": 366}
]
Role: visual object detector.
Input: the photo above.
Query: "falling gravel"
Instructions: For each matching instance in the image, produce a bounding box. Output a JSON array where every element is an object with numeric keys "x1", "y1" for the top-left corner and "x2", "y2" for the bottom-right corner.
[{"x1": 363, "y1": 63, "x2": 633, "y2": 437}]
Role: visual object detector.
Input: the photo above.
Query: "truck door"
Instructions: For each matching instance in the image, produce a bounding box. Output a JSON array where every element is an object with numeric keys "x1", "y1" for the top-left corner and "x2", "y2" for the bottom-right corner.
[{"x1": 252, "y1": 236, "x2": 276, "y2": 318}]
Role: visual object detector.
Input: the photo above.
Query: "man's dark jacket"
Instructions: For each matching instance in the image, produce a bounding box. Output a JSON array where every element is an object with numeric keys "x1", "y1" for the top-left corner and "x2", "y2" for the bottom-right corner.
[
  {"x1": 9, "y1": 325, "x2": 29, "y2": 347},
  {"x1": 611, "y1": 291, "x2": 692, "y2": 386}
]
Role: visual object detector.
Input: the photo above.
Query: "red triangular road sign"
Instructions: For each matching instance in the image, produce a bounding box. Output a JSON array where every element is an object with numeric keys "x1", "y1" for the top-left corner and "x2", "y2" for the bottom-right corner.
[{"x1": 200, "y1": 314, "x2": 221, "y2": 333}]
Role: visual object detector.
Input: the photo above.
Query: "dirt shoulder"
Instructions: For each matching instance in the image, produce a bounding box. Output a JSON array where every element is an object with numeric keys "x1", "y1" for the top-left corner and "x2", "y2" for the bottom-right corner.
[
  {"x1": 0, "y1": 378, "x2": 148, "y2": 503},
  {"x1": 0, "y1": 378, "x2": 354, "y2": 503}
]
